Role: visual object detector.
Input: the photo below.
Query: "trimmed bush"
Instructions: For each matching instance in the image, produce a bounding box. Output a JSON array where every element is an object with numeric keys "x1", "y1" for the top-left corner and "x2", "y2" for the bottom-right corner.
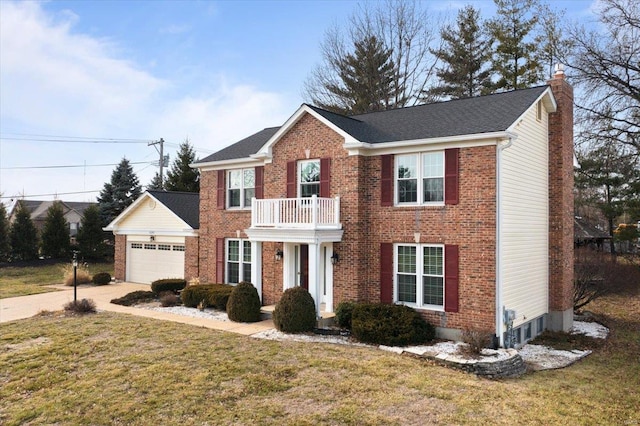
[
  {"x1": 151, "y1": 278, "x2": 187, "y2": 295},
  {"x1": 335, "y1": 301, "x2": 356, "y2": 329},
  {"x1": 111, "y1": 290, "x2": 156, "y2": 306},
  {"x1": 92, "y1": 272, "x2": 111, "y2": 285},
  {"x1": 181, "y1": 284, "x2": 233, "y2": 310},
  {"x1": 351, "y1": 303, "x2": 435, "y2": 346},
  {"x1": 226, "y1": 281, "x2": 261, "y2": 323},
  {"x1": 64, "y1": 298, "x2": 97, "y2": 314},
  {"x1": 159, "y1": 292, "x2": 180, "y2": 307},
  {"x1": 272, "y1": 287, "x2": 317, "y2": 333}
]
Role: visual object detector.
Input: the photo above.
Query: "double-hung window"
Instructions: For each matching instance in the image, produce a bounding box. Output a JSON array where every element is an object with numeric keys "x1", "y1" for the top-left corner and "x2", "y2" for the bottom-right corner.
[
  {"x1": 395, "y1": 244, "x2": 444, "y2": 309},
  {"x1": 227, "y1": 239, "x2": 251, "y2": 284},
  {"x1": 227, "y1": 168, "x2": 255, "y2": 209},
  {"x1": 396, "y1": 152, "x2": 444, "y2": 204},
  {"x1": 299, "y1": 159, "x2": 320, "y2": 198}
]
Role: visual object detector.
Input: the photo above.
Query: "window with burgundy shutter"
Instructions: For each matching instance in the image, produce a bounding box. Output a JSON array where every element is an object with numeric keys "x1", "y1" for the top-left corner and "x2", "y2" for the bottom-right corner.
[
  {"x1": 444, "y1": 148, "x2": 459, "y2": 205},
  {"x1": 286, "y1": 160, "x2": 296, "y2": 198},
  {"x1": 444, "y1": 245, "x2": 459, "y2": 313},
  {"x1": 216, "y1": 238, "x2": 225, "y2": 283},
  {"x1": 216, "y1": 170, "x2": 225, "y2": 210},
  {"x1": 254, "y1": 166, "x2": 264, "y2": 199},
  {"x1": 319, "y1": 158, "x2": 331, "y2": 197},
  {"x1": 393, "y1": 243, "x2": 446, "y2": 309},
  {"x1": 381, "y1": 155, "x2": 394, "y2": 206},
  {"x1": 380, "y1": 243, "x2": 393, "y2": 303}
]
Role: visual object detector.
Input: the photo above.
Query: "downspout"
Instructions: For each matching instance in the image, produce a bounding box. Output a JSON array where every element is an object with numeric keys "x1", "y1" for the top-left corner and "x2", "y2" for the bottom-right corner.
[{"x1": 496, "y1": 134, "x2": 516, "y2": 347}]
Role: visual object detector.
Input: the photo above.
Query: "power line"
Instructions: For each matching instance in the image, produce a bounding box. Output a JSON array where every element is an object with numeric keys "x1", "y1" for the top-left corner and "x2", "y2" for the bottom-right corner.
[
  {"x1": 1, "y1": 160, "x2": 153, "y2": 170},
  {"x1": 0, "y1": 190, "x2": 100, "y2": 199},
  {"x1": 0, "y1": 132, "x2": 153, "y2": 144}
]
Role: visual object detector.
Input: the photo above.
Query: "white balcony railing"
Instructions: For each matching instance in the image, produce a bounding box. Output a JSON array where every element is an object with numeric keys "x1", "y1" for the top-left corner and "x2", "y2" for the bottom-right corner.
[{"x1": 251, "y1": 195, "x2": 341, "y2": 229}]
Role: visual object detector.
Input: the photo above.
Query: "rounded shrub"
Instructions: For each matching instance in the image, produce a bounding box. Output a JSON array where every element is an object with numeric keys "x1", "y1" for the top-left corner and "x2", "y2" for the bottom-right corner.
[
  {"x1": 272, "y1": 287, "x2": 317, "y2": 333},
  {"x1": 92, "y1": 272, "x2": 111, "y2": 285},
  {"x1": 151, "y1": 278, "x2": 187, "y2": 295},
  {"x1": 351, "y1": 303, "x2": 435, "y2": 346},
  {"x1": 181, "y1": 284, "x2": 233, "y2": 310},
  {"x1": 226, "y1": 281, "x2": 261, "y2": 323},
  {"x1": 335, "y1": 301, "x2": 356, "y2": 329}
]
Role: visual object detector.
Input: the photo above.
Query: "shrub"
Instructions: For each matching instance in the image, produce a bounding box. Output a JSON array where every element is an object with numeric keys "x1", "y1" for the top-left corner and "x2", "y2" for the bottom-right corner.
[
  {"x1": 351, "y1": 303, "x2": 435, "y2": 346},
  {"x1": 460, "y1": 328, "x2": 493, "y2": 355},
  {"x1": 92, "y1": 272, "x2": 111, "y2": 285},
  {"x1": 111, "y1": 290, "x2": 156, "y2": 306},
  {"x1": 64, "y1": 298, "x2": 97, "y2": 314},
  {"x1": 159, "y1": 292, "x2": 180, "y2": 307},
  {"x1": 151, "y1": 278, "x2": 187, "y2": 295},
  {"x1": 335, "y1": 301, "x2": 356, "y2": 329},
  {"x1": 181, "y1": 284, "x2": 233, "y2": 310},
  {"x1": 226, "y1": 282, "x2": 261, "y2": 323},
  {"x1": 62, "y1": 264, "x2": 92, "y2": 286},
  {"x1": 272, "y1": 287, "x2": 317, "y2": 333}
]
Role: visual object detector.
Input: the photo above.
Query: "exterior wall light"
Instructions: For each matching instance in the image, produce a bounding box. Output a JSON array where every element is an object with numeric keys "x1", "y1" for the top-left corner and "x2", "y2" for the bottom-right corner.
[
  {"x1": 275, "y1": 249, "x2": 283, "y2": 261},
  {"x1": 331, "y1": 252, "x2": 339, "y2": 265}
]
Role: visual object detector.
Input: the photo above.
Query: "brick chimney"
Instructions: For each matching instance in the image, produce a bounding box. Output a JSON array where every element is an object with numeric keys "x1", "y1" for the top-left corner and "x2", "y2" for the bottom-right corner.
[{"x1": 547, "y1": 64, "x2": 574, "y2": 332}]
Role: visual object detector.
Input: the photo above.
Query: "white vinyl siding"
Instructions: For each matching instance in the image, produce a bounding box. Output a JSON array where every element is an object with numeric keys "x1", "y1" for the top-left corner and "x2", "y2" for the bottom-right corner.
[
  {"x1": 117, "y1": 198, "x2": 186, "y2": 231},
  {"x1": 500, "y1": 102, "x2": 549, "y2": 328}
]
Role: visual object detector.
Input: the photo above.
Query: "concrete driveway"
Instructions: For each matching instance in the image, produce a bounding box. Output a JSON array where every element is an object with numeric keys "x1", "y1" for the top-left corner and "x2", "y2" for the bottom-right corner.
[{"x1": 0, "y1": 282, "x2": 275, "y2": 336}]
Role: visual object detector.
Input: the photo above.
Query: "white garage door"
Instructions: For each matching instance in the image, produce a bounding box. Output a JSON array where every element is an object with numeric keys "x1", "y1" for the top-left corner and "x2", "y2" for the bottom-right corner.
[{"x1": 127, "y1": 241, "x2": 185, "y2": 284}]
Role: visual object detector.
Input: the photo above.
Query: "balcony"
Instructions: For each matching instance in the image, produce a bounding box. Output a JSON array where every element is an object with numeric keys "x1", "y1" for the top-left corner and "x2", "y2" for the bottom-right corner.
[{"x1": 251, "y1": 195, "x2": 341, "y2": 230}]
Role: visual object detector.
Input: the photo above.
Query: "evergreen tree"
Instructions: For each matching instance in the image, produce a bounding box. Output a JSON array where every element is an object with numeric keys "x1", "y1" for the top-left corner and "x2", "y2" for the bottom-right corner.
[
  {"x1": 164, "y1": 139, "x2": 200, "y2": 192},
  {"x1": 76, "y1": 204, "x2": 107, "y2": 260},
  {"x1": 41, "y1": 201, "x2": 70, "y2": 258},
  {"x1": 9, "y1": 201, "x2": 39, "y2": 261},
  {"x1": 429, "y1": 5, "x2": 493, "y2": 99},
  {"x1": 0, "y1": 202, "x2": 11, "y2": 262},
  {"x1": 147, "y1": 172, "x2": 164, "y2": 191},
  {"x1": 319, "y1": 35, "x2": 396, "y2": 114},
  {"x1": 97, "y1": 158, "x2": 141, "y2": 226},
  {"x1": 488, "y1": 0, "x2": 543, "y2": 91}
]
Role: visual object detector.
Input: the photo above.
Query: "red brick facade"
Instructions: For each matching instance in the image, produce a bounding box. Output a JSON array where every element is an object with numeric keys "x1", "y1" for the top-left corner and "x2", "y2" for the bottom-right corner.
[
  {"x1": 114, "y1": 234, "x2": 126, "y2": 281},
  {"x1": 184, "y1": 236, "x2": 199, "y2": 282}
]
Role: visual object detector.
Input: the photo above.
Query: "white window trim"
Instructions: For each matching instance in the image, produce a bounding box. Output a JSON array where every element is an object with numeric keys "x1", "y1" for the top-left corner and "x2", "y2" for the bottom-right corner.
[
  {"x1": 393, "y1": 243, "x2": 445, "y2": 311},
  {"x1": 298, "y1": 159, "x2": 321, "y2": 198},
  {"x1": 226, "y1": 238, "x2": 252, "y2": 284},
  {"x1": 227, "y1": 168, "x2": 255, "y2": 210},
  {"x1": 394, "y1": 151, "x2": 445, "y2": 206}
]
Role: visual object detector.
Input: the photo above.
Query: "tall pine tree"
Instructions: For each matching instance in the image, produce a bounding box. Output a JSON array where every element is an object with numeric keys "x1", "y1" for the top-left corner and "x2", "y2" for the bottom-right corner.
[
  {"x1": 429, "y1": 5, "x2": 493, "y2": 99},
  {"x1": 97, "y1": 158, "x2": 141, "y2": 226},
  {"x1": 317, "y1": 35, "x2": 397, "y2": 114},
  {"x1": 488, "y1": 0, "x2": 543, "y2": 91},
  {"x1": 147, "y1": 172, "x2": 164, "y2": 191},
  {"x1": 9, "y1": 201, "x2": 39, "y2": 261},
  {"x1": 76, "y1": 204, "x2": 107, "y2": 259},
  {"x1": 164, "y1": 139, "x2": 200, "y2": 192},
  {"x1": 0, "y1": 202, "x2": 11, "y2": 262},
  {"x1": 41, "y1": 201, "x2": 70, "y2": 259}
]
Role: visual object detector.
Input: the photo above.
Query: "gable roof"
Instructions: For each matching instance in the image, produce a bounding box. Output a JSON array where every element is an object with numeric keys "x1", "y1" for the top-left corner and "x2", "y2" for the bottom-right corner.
[
  {"x1": 574, "y1": 216, "x2": 611, "y2": 240},
  {"x1": 196, "y1": 85, "x2": 552, "y2": 165},
  {"x1": 146, "y1": 190, "x2": 200, "y2": 229},
  {"x1": 9, "y1": 200, "x2": 96, "y2": 222}
]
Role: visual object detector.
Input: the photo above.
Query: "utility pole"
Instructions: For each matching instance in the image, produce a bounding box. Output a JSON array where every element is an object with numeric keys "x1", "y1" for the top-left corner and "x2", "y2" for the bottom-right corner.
[{"x1": 148, "y1": 138, "x2": 166, "y2": 189}]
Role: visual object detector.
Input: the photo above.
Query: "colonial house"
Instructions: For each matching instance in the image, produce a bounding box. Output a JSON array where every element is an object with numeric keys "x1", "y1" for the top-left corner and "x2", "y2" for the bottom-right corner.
[{"x1": 110, "y1": 67, "x2": 574, "y2": 347}]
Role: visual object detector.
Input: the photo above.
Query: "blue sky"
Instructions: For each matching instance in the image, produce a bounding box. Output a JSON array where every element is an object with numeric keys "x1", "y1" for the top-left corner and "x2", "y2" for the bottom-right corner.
[{"x1": 0, "y1": 0, "x2": 599, "y2": 205}]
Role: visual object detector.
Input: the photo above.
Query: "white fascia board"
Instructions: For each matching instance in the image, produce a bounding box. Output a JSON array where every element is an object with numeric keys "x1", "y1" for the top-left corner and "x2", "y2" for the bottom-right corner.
[
  {"x1": 245, "y1": 227, "x2": 344, "y2": 244},
  {"x1": 345, "y1": 131, "x2": 513, "y2": 156},
  {"x1": 106, "y1": 228, "x2": 198, "y2": 237},
  {"x1": 103, "y1": 192, "x2": 152, "y2": 231},
  {"x1": 255, "y1": 104, "x2": 360, "y2": 158},
  {"x1": 194, "y1": 158, "x2": 263, "y2": 172},
  {"x1": 506, "y1": 88, "x2": 557, "y2": 133}
]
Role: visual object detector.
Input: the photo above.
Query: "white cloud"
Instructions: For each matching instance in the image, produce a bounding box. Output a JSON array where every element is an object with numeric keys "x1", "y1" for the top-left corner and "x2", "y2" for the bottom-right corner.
[{"x1": 0, "y1": 1, "x2": 291, "y2": 202}]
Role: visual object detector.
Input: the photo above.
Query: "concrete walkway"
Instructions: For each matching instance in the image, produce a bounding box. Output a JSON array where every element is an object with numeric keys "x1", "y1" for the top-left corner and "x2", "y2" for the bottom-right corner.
[{"x1": 0, "y1": 282, "x2": 275, "y2": 336}]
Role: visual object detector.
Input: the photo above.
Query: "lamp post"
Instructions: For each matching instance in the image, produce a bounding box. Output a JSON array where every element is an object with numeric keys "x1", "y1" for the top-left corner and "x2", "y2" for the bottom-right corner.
[{"x1": 72, "y1": 251, "x2": 78, "y2": 302}]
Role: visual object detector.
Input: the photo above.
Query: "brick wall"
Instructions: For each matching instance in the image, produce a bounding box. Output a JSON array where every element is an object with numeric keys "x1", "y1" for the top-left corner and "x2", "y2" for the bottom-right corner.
[
  {"x1": 114, "y1": 234, "x2": 126, "y2": 281},
  {"x1": 184, "y1": 236, "x2": 199, "y2": 282},
  {"x1": 548, "y1": 71, "x2": 575, "y2": 330}
]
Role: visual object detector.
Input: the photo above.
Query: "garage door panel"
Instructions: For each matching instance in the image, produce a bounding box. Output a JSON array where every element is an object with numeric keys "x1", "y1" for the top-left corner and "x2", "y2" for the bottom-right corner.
[{"x1": 127, "y1": 241, "x2": 185, "y2": 284}]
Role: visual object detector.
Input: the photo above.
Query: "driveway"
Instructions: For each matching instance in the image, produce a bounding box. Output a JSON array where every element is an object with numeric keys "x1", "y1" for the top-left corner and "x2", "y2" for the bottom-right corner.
[{"x1": 0, "y1": 282, "x2": 275, "y2": 336}]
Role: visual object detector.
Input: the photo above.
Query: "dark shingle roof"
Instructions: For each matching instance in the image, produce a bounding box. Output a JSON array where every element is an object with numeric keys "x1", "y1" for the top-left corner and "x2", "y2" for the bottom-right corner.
[
  {"x1": 197, "y1": 86, "x2": 550, "y2": 162},
  {"x1": 574, "y1": 216, "x2": 611, "y2": 240},
  {"x1": 147, "y1": 190, "x2": 200, "y2": 229}
]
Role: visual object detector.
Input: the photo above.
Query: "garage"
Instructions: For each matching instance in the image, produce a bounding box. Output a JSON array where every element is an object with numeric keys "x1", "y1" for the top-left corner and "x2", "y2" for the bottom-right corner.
[{"x1": 104, "y1": 190, "x2": 199, "y2": 284}]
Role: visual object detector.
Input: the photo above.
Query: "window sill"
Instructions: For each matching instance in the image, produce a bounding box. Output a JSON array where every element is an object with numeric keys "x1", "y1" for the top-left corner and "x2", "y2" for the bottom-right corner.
[
  {"x1": 393, "y1": 202, "x2": 445, "y2": 208},
  {"x1": 396, "y1": 301, "x2": 445, "y2": 312}
]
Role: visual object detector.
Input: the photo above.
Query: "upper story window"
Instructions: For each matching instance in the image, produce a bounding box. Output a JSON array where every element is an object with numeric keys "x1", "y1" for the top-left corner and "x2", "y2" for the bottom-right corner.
[
  {"x1": 228, "y1": 168, "x2": 254, "y2": 209},
  {"x1": 299, "y1": 159, "x2": 320, "y2": 198},
  {"x1": 396, "y1": 152, "x2": 444, "y2": 205}
]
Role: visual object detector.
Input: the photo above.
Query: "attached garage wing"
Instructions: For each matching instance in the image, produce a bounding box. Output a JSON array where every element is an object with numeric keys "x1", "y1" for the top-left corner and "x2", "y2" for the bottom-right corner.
[{"x1": 126, "y1": 241, "x2": 186, "y2": 284}]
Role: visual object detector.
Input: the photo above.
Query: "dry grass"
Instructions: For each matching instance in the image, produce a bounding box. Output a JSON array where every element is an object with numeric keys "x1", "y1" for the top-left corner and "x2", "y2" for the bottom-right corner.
[
  {"x1": 0, "y1": 261, "x2": 113, "y2": 299},
  {"x1": 1, "y1": 283, "x2": 639, "y2": 425}
]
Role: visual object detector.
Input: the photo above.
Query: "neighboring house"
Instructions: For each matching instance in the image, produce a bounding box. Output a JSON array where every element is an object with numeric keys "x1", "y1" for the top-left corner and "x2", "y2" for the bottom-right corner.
[
  {"x1": 111, "y1": 68, "x2": 574, "y2": 347},
  {"x1": 105, "y1": 190, "x2": 199, "y2": 284},
  {"x1": 574, "y1": 216, "x2": 611, "y2": 250},
  {"x1": 8, "y1": 200, "x2": 96, "y2": 242}
]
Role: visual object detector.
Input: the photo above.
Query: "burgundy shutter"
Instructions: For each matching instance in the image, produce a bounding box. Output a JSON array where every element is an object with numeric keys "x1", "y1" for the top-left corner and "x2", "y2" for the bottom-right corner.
[
  {"x1": 380, "y1": 243, "x2": 394, "y2": 304},
  {"x1": 320, "y1": 158, "x2": 331, "y2": 197},
  {"x1": 254, "y1": 166, "x2": 264, "y2": 199},
  {"x1": 444, "y1": 244, "x2": 459, "y2": 313},
  {"x1": 216, "y1": 170, "x2": 225, "y2": 209},
  {"x1": 286, "y1": 160, "x2": 296, "y2": 198},
  {"x1": 216, "y1": 238, "x2": 225, "y2": 283},
  {"x1": 381, "y1": 154, "x2": 394, "y2": 206},
  {"x1": 445, "y1": 148, "x2": 459, "y2": 205}
]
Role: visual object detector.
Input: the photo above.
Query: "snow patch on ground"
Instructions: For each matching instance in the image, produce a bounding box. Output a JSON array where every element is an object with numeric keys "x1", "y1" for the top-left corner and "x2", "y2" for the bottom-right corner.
[
  {"x1": 519, "y1": 345, "x2": 591, "y2": 370},
  {"x1": 571, "y1": 321, "x2": 609, "y2": 339},
  {"x1": 251, "y1": 329, "x2": 369, "y2": 346},
  {"x1": 140, "y1": 305, "x2": 231, "y2": 322}
]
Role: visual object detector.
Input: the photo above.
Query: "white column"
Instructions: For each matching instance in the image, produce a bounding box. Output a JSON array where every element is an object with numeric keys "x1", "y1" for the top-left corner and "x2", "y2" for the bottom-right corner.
[
  {"x1": 326, "y1": 244, "x2": 334, "y2": 313},
  {"x1": 250, "y1": 241, "x2": 262, "y2": 302},
  {"x1": 308, "y1": 242, "x2": 322, "y2": 319},
  {"x1": 283, "y1": 242, "x2": 295, "y2": 291}
]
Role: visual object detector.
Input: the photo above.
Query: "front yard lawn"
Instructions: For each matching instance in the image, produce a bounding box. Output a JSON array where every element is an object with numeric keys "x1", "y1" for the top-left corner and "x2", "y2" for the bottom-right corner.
[
  {"x1": 0, "y1": 261, "x2": 114, "y2": 299},
  {"x1": 1, "y1": 283, "x2": 639, "y2": 425}
]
